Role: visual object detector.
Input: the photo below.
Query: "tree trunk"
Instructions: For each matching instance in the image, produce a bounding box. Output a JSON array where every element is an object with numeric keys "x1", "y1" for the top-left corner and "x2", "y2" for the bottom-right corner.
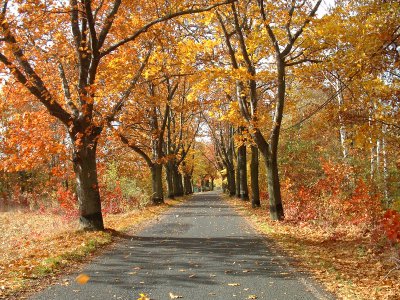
[
  {"x1": 71, "y1": 135, "x2": 104, "y2": 231},
  {"x1": 166, "y1": 162, "x2": 175, "y2": 199},
  {"x1": 172, "y1": 165, "x2": 184, "y2": 197},
  {"x1": 250, "y1": 145, "x2": 260, "y2": 208},
  {"x1": 262, "y1": 57, "x2": 285, "y2": 220},
  {"x1": 238, "y1": 144, "x2": 249, "y2": 200},
  {"x1": 382, "y1": 126, "x2": 390, "y2": 206},
  {"x1": 226, "y1": 164, "x2": 236, "y2": 196},
  {"x1": 264, "y1": 151, "x2": 284, "y2": 220},
  {"x1": 235, "y1": 156, "x2": 240, "y2": 197},
  {"x1": 211, "y1": 177, "x2": 214, "y2": 191},
  {"x1": 334, "y1": 77, "x2": 348, "y2": 160},
  {"x1": 184, "y1": 174, "x2": 192, "y2": 195},
  {"x1": 151, "y1": 163, "x2": 164, "y2": 205}
]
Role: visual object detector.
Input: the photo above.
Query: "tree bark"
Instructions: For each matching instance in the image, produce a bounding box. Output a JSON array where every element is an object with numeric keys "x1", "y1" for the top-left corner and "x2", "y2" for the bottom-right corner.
[
  {"x1": 184, "y1": 174, "x2": 192, "y2": 194},
  {"x1": 226, "y1": 163, "x2": 236, "y2": 196},
  {"x1": 71, "y1": 133, "x2": 104, "y2": 231},
  {"x1": 151, "y1": 163, "x2": 164, "y2": 205},
  {"x1": 238, "y1": 143, "x2": 249, "y2": 200},
  {"x1": 250, "y1": 145, "x2": 260, "y2": 207},
  {"x1": 172, "y1": 164, "x2": 184, "y2": 197},
  {"x1": 381, "y1": 124, "x2": 390, "y2": 206},
  {"x1": 166, "y1": 161, "x2": 175, "y2": 199},
  {"x1": 264, "y1": 151, "x2": 284, "y2": 220},
  {"x1": 235, "y1": 154, "x2": 240, "y2": 197}
]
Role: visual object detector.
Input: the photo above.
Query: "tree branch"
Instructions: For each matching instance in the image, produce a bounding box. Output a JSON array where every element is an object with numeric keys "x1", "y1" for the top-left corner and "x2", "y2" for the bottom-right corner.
[
  {"x1": 106, "y1": 48, "x2": 152, "y2": 123},
  {"x1": 101, "y1": 0, "x2": 236, "y2": 57},
  {"x1": 58, "y1": 61, "x2": 79, "y2": 117}
]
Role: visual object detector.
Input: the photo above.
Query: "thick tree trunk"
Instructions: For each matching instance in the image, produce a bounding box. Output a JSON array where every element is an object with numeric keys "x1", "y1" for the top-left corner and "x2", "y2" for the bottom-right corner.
[
  {"x1": 250, "y1": 145, "x2": 260, "y2": 208},
  {"x1": 184, "y1": 174, "x2": 192, "y2": 195},
  {"x1": 172, "y1": 165, "x2": 184, "y2": 197},
  {"x1": 261, "y1": 57, "x2": 285, "y2": 220},
  {"x1": 151, "y1": 163, "x2": 164, "y2": 205},
  {"x1": 226, "y1": 164, "x2": 236, "y2": 196},
  {"x1": 166, "y1": 162, "x2": 175, "y2": 199},
  {"x1": 72, "y1": 136, "x2": 104, "y2": 231},
  {"x1": 238, "y1": 144, "x2": 249, "y2": 200},
  {"x1": 264, "y1": 152, "x2": 284, "y2": 220}
]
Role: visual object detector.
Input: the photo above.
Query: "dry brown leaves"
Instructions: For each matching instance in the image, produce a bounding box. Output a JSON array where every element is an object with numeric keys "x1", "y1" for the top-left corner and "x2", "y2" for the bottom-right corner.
[{"x1": 228, "y1": 198, "x2": 400, "y2": 300}]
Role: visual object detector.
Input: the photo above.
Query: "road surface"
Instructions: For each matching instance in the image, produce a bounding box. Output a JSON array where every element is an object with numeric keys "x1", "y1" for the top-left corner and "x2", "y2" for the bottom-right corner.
[{"x1": 32, "y1": 192, "x2": 334, "y2": 300}]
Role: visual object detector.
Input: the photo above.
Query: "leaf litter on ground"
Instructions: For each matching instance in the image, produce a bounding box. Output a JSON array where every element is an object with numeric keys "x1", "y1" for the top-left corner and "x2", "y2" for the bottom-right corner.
[
  {"x1": 0, "y1": 198, "x2": 185, "y2": 299},
  {"x1": 228, "y1": 197, "x2": 400, "y2": 300}
]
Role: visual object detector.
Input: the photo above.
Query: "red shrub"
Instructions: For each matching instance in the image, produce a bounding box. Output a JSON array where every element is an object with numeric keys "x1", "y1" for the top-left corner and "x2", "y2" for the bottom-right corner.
[
  {"x1": 282, "y1": 159, "x2": 383, "y2": 231},
  {"x1": 381, "y1": 210, "x2": 400, "y2": 245}
]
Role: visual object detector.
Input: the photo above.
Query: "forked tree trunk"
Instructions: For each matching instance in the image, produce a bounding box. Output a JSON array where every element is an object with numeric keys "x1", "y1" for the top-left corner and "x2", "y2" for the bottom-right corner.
[
  {"x1": 238, "y1": 144, "x2": 249, "y2": 200},
  {"x1": 151, "y1": 163, "x2": 164, "y2": 205},
  {"x1": 71, "y1": 134, "x2": 104, "y2": 231},
  {"x1": 250, "y1": 145, "x2": 260, "y2": 208}
]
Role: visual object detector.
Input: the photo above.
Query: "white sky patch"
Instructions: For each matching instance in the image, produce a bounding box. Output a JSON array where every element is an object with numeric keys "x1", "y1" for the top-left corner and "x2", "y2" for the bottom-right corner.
[{"x1": 318, "y1": 0, "x2": 336, "y2": 17}]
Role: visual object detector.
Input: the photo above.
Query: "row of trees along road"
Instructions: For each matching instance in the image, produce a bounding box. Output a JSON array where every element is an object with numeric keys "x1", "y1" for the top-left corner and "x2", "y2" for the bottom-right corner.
[
  {"x1": 0, "y1": 0, "x2": 399, "y2": 230},
  {"x1": 0, "y1": 0, "x2": 234, "y2": 230}
]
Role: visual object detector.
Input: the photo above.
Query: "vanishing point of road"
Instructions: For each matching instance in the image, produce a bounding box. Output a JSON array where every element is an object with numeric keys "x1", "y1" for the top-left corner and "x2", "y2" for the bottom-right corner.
[{"x1": 32, "y1": 192, "x2": 335, "y2": 300}]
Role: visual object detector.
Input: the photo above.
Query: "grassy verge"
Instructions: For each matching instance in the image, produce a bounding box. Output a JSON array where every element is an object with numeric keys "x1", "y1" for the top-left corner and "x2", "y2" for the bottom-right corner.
[
  {"x1": 0, "y1": 197, "x2": 186, "y2": 299},
  {"x1": 226, "y1": 197, "x2": 400, "y2": 300}
]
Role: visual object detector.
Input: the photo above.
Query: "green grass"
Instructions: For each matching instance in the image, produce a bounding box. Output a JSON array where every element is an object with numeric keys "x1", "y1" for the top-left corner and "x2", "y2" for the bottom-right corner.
[{"x1": 33, "y1": 233, "x2": 112, "y2": 278}]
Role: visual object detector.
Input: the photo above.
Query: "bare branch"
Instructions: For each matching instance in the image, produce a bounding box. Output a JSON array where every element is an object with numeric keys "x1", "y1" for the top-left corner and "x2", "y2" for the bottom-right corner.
[
  {"x1": 97, "y1": 0, "x2": 122, "y2": 50},
  {"x1": 216, "y1": 11, "x2": 239, "y2": 69},
  {"x1": 58, "y1": 61, "x2": 79, "y2": 117},
  {"x1": 285, "y1": 58, "x2": 322, "y2": 66},
  {"x1": 84, "y1": 0, "x2": 98, "y2": 54},
  {"x1": 69, "y1": 0, "x2": 82, "y2": 49},
  {"x1": 281, "y1": 0, "x2": 322, "y2": 57},
  {"x1": 117, "y1": 131, "x2": 153, "y2": 167}
]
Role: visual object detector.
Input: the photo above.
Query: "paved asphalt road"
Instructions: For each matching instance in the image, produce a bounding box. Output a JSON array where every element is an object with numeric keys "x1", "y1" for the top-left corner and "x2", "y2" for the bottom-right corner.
[{"x1": 31, "y1": 192, "x2": 334, "y2": 300}]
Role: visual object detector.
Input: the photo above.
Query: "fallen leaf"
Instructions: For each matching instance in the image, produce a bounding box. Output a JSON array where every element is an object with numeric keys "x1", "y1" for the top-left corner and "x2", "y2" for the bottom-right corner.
[
  {"x1": 248, "y1": 295, "x2": 258, "y2": 299},
  {"x1": 169, "y1": 292, "x2": 183, "y2": 299},
  {"x1": 75, "y1": 274, "x2": 90, "y2": 285},
  {"x1": 137, "y1": 293, "x2": 150, "y2": 300},
  {"x1": 188, "y1": 274, "x2": 196, "y2": 278},
  {"x1": 228, "y1": 283, "x2": 240, "y2": 286}
]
